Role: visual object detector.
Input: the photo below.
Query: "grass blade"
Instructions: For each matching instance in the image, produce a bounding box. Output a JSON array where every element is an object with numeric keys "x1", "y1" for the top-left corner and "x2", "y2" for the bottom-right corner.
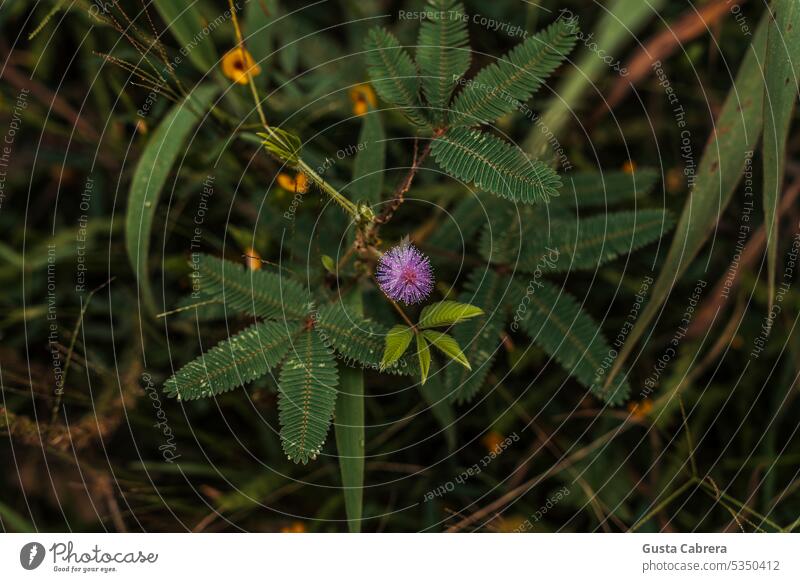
[
  {"x1": 334, "y1": 291, "x2": 365, "y2": 532},
  {"x1": 126, "y1": 84, "x2": 219, "y2": 314},
  {"x1": 763, "y1": 0, "x2": 800, "y2": 308},
  {"x1": 605, "y1": 15, "x2": 769, "y2": 389},
  {"x1": 152, "y1": 0, "x2": 218, "y2": 73}
]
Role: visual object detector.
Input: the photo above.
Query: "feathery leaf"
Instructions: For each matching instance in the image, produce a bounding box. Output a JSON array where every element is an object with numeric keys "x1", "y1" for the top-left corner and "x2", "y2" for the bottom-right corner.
[
  {"x1": 364, "y1": 27, "x2": 427, "y2": 126},
  {"x1": 419, "y1": 300, "x2": 484, "y2": 328},
  {"x1": 450, "y1": 20, "x2": 576, "y2": 125},
  {"x1": 507, "y1": 278, "x2": 629, "y2": 405},
  {"x1": 431, "y1": 127, "x2": 561, "y2": 203},
  {"x1": 416, "y1": 0, "x2": 470, "y2": 122},
  {"x1": 164, "y1": 321, "x2": 295, "y2": 400},
  {"x1": 279, "y1": 330, "x2": 339, "y2": 464}
]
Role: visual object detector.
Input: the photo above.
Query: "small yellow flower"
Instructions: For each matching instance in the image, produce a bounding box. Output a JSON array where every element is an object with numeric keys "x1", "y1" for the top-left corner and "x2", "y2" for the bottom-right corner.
[
  {"x1": 135, "y1": 119, "x2": 148, "y2": 135},
  {"x1": 276, "y1": 172, "x2": 309, "y2": 193},
  {"x1": 481, "y1": 431, "x2": 505, "y2": 453},
  {"x1": 221, "y1": 48, "x2": 262, "y2": 85},
  {"x1": 280, "y1": 521, "x2": 306, "y2": 533},
  {"x1": 349, "y1": 83, "x2": 377, "y2": 116},
  {"x1": 666, "y1": 167, "x2": 683, "y2": 193},
  {"x1": 244, "y1": 247, "x2": 262, "y2": 271},
  {"x1": 627, "y1": 399, "x2": 653, "y2": 420},
  {"x1": 621, "y1": 160, "x2": 637, "y2": 175}
]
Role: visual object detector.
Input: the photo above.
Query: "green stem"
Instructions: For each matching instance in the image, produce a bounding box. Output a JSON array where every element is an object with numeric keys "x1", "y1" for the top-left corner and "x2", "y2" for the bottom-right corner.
[{"x1": 296, "y1": 158, "x2": 360, "y2": 218}]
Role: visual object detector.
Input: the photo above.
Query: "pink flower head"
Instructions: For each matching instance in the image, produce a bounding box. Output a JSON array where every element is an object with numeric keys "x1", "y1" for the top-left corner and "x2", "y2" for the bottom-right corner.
[{"x1": 376, "y1": 242, "x2": 434, "y2": 305}]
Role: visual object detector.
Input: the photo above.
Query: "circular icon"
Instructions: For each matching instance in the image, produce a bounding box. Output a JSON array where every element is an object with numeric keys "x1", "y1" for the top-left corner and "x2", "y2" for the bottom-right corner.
[{"x1": 19, "y1": 542, "x2": 46, "y2": 570}]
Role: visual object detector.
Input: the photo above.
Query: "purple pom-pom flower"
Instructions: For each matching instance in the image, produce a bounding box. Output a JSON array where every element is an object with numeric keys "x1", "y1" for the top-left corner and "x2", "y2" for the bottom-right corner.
[{"x1": 376, "y1": 241, "x2": 434, "y2": 305}]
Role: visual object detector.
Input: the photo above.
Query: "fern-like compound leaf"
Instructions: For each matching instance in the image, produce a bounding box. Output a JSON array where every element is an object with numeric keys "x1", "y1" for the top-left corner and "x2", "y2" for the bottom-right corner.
[
  {"x1": 555, "y1": 169, "x2": 660, "y2": 210},
  {"x1": 517, "y1": 209, "x2": 674, "y2": 273},
  {"x1": 278, "y1": 330, "x2": 339, "y2": 464},
  {"x1": 450, "y1": 20, "x2": 576, "y2": 126},
  {"x1": 315, "y1": 303, "x2": 415, "y2": 375},
  {"x1": 507, "y1": 278, "x2": 629, "y2": 405},
  {"x1": 164, "y1": 321, "x2": 296, "y2": 400},
  {"x1": 447, "y1": 269, "x2": 505, "y2": 404},
  {"x1": 416, "y1": 0, "x2": 470, "y2": 123},
  {"x1": 193, "y1": 254, "x2": 312, "y2": 320},
  {"x1": 364, "y1": 27, "x2": 427, "y2": 127},
  {"x1": 431, "y1": 127, "x2": 561, "y2": 203}
]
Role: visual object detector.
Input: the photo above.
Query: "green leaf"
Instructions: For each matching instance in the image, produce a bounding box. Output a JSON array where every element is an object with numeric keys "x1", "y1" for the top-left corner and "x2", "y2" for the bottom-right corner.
[
  {"x1": 381, "y1": 325, "x2": 414, "y2": 370},
  {"x1": 316, "y1": 303, "x2": 414, "y2": 375},
  {"x1": 417, "y1": 332, "x2": 432, "y2": 384},
  {"x1": 321, "y1": 255, "x2": 336, "y2": 274},
  {"x1": 192, "y1": 255, "x2": 312, "y2": 321},
  {"x1": 364, "y1": 27, "x2": 427, "y2": 126},
  {"x1": 518, "y1": 210, "x2": 675, "y2": 273},
  {"x1": 763, "y1": 0, "x2": 800, "y2": 307},
  {"x1": 422, "y1": 330, "x2": 470, "y2": 369},
  {"x1": 418, "y1": 300, "x2": 484, "y2": 329},
  {"x1": 451, "y1": 19, "x2": 575, "y2": 126},
  {"x1": 447, "y1": 270, "x2": 505, "y2": 404},
  {"x1": 605, "y1": 14, "x2": 769, "y2": 389},
  {"x1": 555, "y1": 169, "x2": 660, "y2": 209},
  {"x1": 431, "y1": 127, "x2": 561, "y2": 203},
  {"x1": 163, "y1": 321, "x2": 295, "y2": 400},
  {"x1": 279, "y1": 330, "x2": 339, "y2": 464},
  {"x1": 351, "y1": 108, "x2": 386, "y2": 205},
  {"x1": 507, "y1": 278, "x2": 629, "y2": 405},
  {"x1": 126, "y1": 85, "x2": 219, "y2": 314},
  {"x1": 416, "y1": 0, "x2": 470, "y2": 122},
  {"x1": 152, "y1": 0, "x2": 217, "y2": 73},
  {"x1": 334, "y1": 291, "x2": 365, "y2": 532}
]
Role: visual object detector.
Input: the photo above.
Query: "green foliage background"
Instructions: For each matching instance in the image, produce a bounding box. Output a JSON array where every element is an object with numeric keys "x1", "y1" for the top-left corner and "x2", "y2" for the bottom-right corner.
[{"x1": 0, "y1": 0, "x2": 798, "y2": 533}]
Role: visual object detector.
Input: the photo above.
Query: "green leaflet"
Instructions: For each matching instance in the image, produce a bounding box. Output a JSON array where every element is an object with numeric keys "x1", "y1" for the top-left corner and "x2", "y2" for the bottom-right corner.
[
  {"x1": 431, "y1": 127, "x2": 561, "y2": 203},
  {"x1": 447, "y1": 270, "x2": 505, "y2": 404},
  {"x1": 417, "y1": 332, "x2": 432, "y2": 384},
  {"x1": 605, "y1": 14, "x2": 769, "y2": 389},
  {"x1": 193, "y1": 255, "x2": 312, "y2": 321},
  {"x1": 364, "y1": 27, "x2": 427, "y2": 127},
  {"x1": 351, "y1": 108, "x2": 386, "y2": 205},
  {"x1": 451, "y1": 19, "x2": 576, "y2": 126},
  {"x1": 152, "y1": 0, "x2": 217, "y2": 73},
  {"x1": 763, "y1": 0, "x2": 800, "y2": 307},
  {"x1": 164, "y1": 320, "x2": 295, "y2": 400},
  {"x1": 422, "y1": 330, "x2": 470, "y2": 369},
  {"x1": 334, "y1": 290, "x2": 365, "y2": 532},
  {"x1": 126, "y1": 85, "x2": 219, "y2": 314},
  {"x1": 279, "y1": 330, "x2": 339, "y2": 464},
  {"x1": 518, "y1": 210, "x2": 675, "y2": 273},
  {"x1": 380, "y1": 325, "x2": 414, "y2": 370},
  {"x1": 315, "y1": 303, "x2": 414, "y2": 374},
  {"x1": 418, "y1": 300, "x2": 483, "y2": 329},
  {"x1": 416, "y1": 0, "x2": 470, "y2": 123},
  {"x1": 508, "y1": 278, "x2": 629, "y2": 405}
]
